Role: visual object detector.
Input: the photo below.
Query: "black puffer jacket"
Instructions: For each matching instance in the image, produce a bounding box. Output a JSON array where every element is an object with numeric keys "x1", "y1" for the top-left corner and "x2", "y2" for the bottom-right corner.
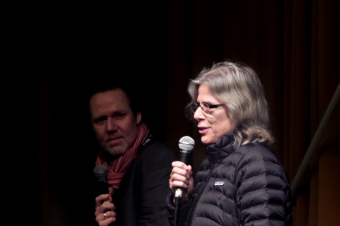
[{"x1": 168, "y1": 133, "x2": 292, "y2": 226}]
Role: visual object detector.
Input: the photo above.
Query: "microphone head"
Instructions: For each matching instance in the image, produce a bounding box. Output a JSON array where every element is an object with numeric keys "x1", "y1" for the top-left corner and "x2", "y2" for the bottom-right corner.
[
  {"x1": 179, "y1": 136, "x2": 195, "y2": 153},
  {"x1": 93, "y1": 164, "x2": 108, "y2": 183}
]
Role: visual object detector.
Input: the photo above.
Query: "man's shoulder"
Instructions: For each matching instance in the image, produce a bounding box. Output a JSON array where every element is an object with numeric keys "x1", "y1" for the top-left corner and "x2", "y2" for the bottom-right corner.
[
  {"x1": 137, "y1": 138, "x2": 175, "y2": 160},
  {"x1": 140, "y1": 138, "x2": 173, "y2": 153}
]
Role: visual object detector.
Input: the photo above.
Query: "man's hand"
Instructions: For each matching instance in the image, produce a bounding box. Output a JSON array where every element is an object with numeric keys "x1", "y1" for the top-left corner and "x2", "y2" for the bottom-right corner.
[{"x1": 95, "y1": 194, "x2": 116, "y2": 226}]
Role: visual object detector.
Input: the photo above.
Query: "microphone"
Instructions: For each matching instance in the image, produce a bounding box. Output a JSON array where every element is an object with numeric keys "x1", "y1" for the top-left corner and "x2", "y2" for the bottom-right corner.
[
  {"x1": 174, "y1": 136, "x2": 195, "y2": 198},
  {"x1": 173, "y1": 136, "x2": 195, "y2": 226},
  {"x1": 93, "y1": 164, "x2": 109, "y2": 197}
]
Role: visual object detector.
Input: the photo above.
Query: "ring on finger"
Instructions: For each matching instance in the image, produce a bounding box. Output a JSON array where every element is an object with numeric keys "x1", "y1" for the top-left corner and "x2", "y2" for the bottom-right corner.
[{"x1": 104, "y1": 213, "x2": 107, "y2": 220}]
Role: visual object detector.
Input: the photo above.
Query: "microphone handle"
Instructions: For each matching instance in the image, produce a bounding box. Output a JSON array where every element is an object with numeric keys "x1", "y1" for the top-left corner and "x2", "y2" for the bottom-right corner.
[
  {"x1": 176, "y1": 150, "x2": 191, "y2": 198},
  {"x1": 179, "y1": 151, "x2": 190, "y2": 164},
  {"x1": 95, "y1": 180, "x2": 109, "y2": 197}
]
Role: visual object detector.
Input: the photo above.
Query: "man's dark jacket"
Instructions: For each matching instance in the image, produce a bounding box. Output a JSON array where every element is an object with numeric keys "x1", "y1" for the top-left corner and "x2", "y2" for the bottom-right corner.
[{"x1": 94, "y1": 135, "x2": 175, "y2": 226}]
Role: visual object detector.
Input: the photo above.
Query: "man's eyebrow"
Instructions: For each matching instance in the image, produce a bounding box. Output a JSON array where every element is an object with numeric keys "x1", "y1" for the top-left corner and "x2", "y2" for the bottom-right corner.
[{"x1": 92, "y1": 115, "x2": 107, "y2": 122}]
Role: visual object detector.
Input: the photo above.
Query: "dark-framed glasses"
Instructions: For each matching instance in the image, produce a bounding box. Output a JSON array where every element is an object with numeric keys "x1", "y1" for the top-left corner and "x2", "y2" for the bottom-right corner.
[{"x1": 190, "y1": 102, "x2": 225, "y2": 115}]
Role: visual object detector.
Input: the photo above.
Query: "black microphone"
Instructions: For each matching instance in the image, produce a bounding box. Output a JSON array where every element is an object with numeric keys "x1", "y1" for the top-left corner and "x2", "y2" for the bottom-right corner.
[
  {"x1": 173, "y1": 136, "x2": 195, "y2": 226},
  {"x1": 93, "y1": 164, "x2": 109, "y2": 197},
  {"x1": 174, "y1": 136, "x2": 195, "y2": 199}
]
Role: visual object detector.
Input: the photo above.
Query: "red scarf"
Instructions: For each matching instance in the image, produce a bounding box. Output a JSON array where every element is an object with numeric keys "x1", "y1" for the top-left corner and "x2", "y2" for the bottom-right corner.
[{"x1": 95, "y1": 123, "x2": 150, "y2": 196}]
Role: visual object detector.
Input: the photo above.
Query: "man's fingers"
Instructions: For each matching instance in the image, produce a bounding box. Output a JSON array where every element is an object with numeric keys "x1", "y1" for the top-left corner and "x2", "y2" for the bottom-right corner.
[{"x1": 95, "y1": 194, "x2": 110, "y2": 206}]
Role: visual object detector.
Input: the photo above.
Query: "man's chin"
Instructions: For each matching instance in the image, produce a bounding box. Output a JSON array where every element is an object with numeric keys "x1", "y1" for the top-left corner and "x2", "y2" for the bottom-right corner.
[{"x1": 107, "y1": 147, "x2": 126, "y2": 156}]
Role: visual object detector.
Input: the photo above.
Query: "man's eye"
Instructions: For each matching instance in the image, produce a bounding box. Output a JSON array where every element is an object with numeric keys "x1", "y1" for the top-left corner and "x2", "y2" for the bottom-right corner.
[
  {"x1": 94, "y1": 117, "x2": 106, "y2": 124},
  {"x1": 114, "y1": 113, "x2": 125, "y2": 118}
]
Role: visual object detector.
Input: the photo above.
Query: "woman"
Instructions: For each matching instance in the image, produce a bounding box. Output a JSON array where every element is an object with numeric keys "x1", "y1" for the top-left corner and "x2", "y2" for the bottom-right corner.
[{"x1": 168, "y1": 61, "x2": 293, "y2": 226}]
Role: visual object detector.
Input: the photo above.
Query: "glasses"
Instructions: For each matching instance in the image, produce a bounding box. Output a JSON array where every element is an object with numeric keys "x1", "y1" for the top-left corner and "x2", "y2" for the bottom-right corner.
[{"x1": 190, "y1": 102, "x2": 225, "y2": 116}]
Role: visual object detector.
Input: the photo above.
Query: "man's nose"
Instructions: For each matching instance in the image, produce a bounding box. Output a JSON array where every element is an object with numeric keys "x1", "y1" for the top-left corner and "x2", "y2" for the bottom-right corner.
[{"x1": 106, "y1": 117, "x2": 117, "y2": 131}]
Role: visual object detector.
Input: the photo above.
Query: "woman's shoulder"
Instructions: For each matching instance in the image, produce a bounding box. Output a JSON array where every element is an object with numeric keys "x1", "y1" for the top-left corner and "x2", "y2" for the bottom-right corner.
[
  {"x1": 232, "y1": 141, "x2": 282, "y2": 169},
  {"x1": 237, "y1": 142, "x2": 277, "y2": 159}
]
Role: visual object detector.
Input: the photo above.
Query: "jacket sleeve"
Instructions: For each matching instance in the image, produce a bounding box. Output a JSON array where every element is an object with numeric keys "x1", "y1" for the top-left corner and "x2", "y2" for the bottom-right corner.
[
  {"x1": 236, "y1": 143, "x2": 293, "y2": 226},
  {"x1": 166, "y1": 158, "x2": 210, "y2": 226},
  {"x1": 166, "y1": 189, "x2": 199, "y2": 226}
]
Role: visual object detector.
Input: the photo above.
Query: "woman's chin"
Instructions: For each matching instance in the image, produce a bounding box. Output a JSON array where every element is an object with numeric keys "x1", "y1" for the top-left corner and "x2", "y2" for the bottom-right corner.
[{"x1": 201, "y1": 136, "x2": 211, "y2": 144}]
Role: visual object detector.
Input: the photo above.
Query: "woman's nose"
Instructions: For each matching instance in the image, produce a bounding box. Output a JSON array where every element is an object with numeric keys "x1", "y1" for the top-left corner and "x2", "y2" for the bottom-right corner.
[{"x1": 194, "y1": 106, "x2": 206, "y2": 120}]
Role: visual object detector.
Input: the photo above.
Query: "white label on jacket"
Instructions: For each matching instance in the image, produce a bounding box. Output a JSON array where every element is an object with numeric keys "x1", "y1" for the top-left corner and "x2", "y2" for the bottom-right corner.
[{"x1": 215, "y1": 181, "x2": 224, "y2": 186}]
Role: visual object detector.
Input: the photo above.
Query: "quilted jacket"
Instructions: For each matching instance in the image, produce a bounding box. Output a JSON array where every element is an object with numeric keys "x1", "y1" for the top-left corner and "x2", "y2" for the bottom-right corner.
[{"x1": 168, "y1": 133, "x2": 293, "y2": 226}]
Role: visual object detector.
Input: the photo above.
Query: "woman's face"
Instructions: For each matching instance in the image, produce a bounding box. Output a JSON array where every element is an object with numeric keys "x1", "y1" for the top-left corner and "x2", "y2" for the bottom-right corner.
[{"x1": 193, "y1": 84, "x2": 236, "y2": 144}]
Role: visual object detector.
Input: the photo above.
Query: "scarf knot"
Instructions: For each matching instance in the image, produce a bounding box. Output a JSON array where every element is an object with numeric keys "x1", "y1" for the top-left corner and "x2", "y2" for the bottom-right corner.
[{"x1": 95, "y1": 123, "x2": 150, "y2": 195}]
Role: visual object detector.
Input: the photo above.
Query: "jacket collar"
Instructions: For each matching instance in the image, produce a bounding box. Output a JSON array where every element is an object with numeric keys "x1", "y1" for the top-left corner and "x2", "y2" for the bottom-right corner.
[{"x1": 205, "y1": 133, "x2": 235, "y2": 163}]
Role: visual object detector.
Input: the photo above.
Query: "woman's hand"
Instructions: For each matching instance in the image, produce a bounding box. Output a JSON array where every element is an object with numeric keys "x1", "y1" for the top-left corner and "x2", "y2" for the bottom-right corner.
[{"x1": 169, "y1": 161, "x2": 193, "y2": 202}]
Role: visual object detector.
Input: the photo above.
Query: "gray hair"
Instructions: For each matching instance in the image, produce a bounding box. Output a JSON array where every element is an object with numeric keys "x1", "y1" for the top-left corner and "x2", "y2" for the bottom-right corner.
[{"x1": 186, "y1": 61, "x2": 274, "y2": 147}]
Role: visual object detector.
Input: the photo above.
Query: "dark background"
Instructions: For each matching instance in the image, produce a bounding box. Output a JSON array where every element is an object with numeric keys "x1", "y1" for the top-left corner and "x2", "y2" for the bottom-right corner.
[{"x1": 7, "y1": 0, "x2": 339, "y2": 225}]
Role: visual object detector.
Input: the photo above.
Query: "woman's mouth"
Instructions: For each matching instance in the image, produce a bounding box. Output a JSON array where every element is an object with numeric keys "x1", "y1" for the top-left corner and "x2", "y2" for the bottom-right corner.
[{"x1": 198, "y1": 127, "x2": 209, "y2": 134}]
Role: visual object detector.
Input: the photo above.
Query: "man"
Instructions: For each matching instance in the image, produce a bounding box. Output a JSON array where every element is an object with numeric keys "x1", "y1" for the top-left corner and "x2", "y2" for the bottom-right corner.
[{"x1": 89, "y1": 80, "x2": 175, "y2": 226}]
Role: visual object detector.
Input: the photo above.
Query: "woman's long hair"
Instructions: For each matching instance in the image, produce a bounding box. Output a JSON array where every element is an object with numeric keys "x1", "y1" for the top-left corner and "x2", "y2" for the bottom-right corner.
[{"x1": 186, "y1": 61, "x2": 274, "y2": 148}]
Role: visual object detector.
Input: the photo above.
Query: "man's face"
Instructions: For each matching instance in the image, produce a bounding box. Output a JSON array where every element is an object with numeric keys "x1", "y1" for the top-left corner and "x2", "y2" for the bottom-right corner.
[{"x1": 89, "y1": 89, "x2": 141, "y2": 157}]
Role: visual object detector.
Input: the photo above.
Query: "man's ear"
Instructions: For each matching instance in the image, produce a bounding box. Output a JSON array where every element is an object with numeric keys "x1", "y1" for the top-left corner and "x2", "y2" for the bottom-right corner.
[{"x1": 136, "y1": 112, "x2": 142, "y2": 125}]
